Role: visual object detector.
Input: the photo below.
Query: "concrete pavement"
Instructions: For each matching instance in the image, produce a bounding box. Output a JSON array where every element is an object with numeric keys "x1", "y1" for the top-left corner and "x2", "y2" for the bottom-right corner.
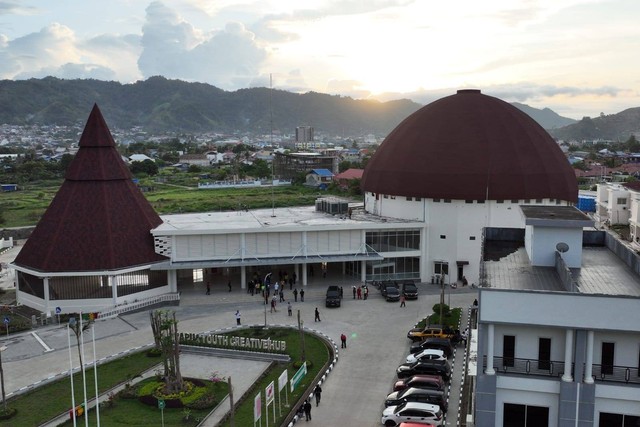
[{"x1": 0, "y1": 242, "x2": 477, "y2": 426}]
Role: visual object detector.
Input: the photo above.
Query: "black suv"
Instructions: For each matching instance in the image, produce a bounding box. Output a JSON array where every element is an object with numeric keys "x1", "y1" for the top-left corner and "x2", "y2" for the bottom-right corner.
[
  {"x1": 402, "y1": 281, "x2": 418, "y2": 299},
  {"x1": 325, "y1": 285, "x2": 341, "y2": 307},
  {"x1": 396, "y1": 360, "x2": 451, "y2": 381}
]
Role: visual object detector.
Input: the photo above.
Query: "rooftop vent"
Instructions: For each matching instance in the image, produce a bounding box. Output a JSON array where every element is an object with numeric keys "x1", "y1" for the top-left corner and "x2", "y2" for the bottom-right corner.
[{"x1": 315, "y1": 197, "x2": 349, "y2": 215}]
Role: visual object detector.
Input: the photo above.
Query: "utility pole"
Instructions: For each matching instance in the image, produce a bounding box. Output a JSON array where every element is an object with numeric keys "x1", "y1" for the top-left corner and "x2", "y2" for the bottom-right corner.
[{"x1": 228, "y1": 377, "x2": 234, "y2": 427}]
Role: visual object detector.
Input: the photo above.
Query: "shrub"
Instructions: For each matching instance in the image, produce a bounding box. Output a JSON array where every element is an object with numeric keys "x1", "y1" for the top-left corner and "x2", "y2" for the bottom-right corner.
[
  {"x1": 0, "y1": 407, "x2": 17, "y2": 420},
  {"x1": 432, "y1": 303, "x2": 450, "y2": 317},
  {"x1": 137, "y1": 380, "x2": 163, "y2": 397}
]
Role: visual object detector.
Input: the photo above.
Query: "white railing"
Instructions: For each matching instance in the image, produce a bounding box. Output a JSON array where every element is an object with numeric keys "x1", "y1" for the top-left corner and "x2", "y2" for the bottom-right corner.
[{"x1": 98, "y1": 292, "x2": 180, "y2": 319}]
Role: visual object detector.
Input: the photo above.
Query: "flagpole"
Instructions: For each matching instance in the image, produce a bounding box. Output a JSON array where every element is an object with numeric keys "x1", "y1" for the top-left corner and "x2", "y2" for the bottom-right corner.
[
  {"x1": 93, "y1": 326, "x2": 100, "y2": 426},
  {"x1": 68, "y1": 324, "x2": 77, "y2": 427}
]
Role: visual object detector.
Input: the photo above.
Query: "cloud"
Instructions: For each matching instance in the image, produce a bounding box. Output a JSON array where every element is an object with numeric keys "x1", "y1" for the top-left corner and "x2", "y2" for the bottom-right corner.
[
  {"x1": 138, "y1": 1, "x2": 268, "y2": 89},
  {"x1": 326, "y1": 79, "x2": 371, "y2": 99},
  {"x1": 0, "y1": 1, "x2": 39, "y2": 16},
  {"x1": 0, "y1": 22, "x2": 140, "y2": 82}
]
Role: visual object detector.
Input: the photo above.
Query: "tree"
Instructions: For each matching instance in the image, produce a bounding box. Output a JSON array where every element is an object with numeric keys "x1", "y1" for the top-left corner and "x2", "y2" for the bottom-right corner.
[
  {"x1": 150, "y1": 310, "x2": 184, "y2": 393},
  {"x1": 130, "y1": 159, "x2": 159, "y2": 176}
]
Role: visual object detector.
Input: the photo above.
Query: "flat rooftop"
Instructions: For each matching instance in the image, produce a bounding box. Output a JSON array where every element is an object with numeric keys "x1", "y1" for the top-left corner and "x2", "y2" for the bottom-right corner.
[
  {"x1": 153, "y1": 204, "x2": 418, "y2": 234},
  {"x1": 484, "y1": 244, "x2": 640, "y2": 297}
]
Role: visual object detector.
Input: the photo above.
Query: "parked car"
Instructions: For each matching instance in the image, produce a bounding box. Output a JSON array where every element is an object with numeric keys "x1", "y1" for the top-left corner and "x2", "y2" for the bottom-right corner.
[
  {"x1": 407, "y1": 326, "x2": 455, "y2": 342},
  {"x1": 410, "y1": 337, "x2": 454, "y2": 358},
  {"x1": 393, "y1": 375, "x2": 445, "y2": 393},
  {"x1": 402, "y1": 281, "x2": 418, "y2": 299},
  {"x1": 325, "y1": 285, "x2": 341, "y2": 307},
  {"x1": 396, "y1": 360, "x2": 451, "y2": 381},
  {"x1": 380, "y1": 281, "x2": 396, "y2": 296},
  {"x1": 405, "y1": 349, "x2": 446, "y2": 364},
  {"x1": 398, "y1": 423, "x2": 436, "y2": 427},
  {"x1": 385, "y1": 285, "x2": 401, "y2": 302},
  {"x1": 381, "y1": 402, "x2": 443, "y2": 427},
  {"x1": 385, "y1": 387, "x2": 448, "y2": 413}
]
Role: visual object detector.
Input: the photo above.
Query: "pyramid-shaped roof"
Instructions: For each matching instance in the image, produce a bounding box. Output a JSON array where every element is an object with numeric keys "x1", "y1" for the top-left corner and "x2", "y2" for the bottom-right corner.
[{"x1": 14, "y1": 104, "x2": 167, "y2": 273}]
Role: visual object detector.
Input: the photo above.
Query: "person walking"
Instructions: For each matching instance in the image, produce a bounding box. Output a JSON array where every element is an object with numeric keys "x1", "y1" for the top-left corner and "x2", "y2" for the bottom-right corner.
[
  {"x1": 363, "y1": 285, "x2": 368, "y2": 300},
  {"x1": 340, "y1": 333, "x2": 347, "y2": 348},
  {"x1": 352, "y1": 285, "x2": 356, "y2": 299},
  {"x1": 400, "y1": 294, "x2": 406, "y2": 307},
  {"x1": 270, "y1": 296, "x2": 277, "y2": 313},
  {"x1": 356, "y1": 286, "x2": 362, "y2": 299},
  {"x1": 314, "y1": 307, "x2": 321, "y2": 322},
  {"x1": 235, "y1": 310, "x2": 241, "y2": 325},
  {"x1": 279, "y1": 288, "x2": 285, "y2": 302},
  {"x1": 303, "y1": 399, "x2": 312, "y2": 421},
  {"x1": 313, "y1": 384, "x2": 322, "y2": 406},
  {"x1": 300, "y1": 289, "x2": 305, "y2": 302},
  {"x1": 293, "y1": 288, "x2": 298, "y2": 302},
  {"x1": 288, "y1": 301, "x2": 292, "y2": 316},
  {"x1": 227, "y1": 280, "x2": 232, "y2": 292}
]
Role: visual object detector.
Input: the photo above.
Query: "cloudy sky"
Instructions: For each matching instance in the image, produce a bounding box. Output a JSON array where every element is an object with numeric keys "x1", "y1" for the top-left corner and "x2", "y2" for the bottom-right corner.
[{"x1": 1, "y1": 0, "x2": 638, "y2": 119}]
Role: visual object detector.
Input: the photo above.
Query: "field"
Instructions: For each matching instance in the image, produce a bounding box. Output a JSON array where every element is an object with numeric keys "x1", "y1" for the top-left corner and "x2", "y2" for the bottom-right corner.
[{"x1": 0, "y1": 177, "x2": 346, "y2": 228}]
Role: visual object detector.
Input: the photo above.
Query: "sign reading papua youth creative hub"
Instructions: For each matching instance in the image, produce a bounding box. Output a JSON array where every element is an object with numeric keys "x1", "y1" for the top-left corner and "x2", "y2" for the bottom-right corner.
[{"x1": 179, "y1": 332, "x2": 287, "y2": 352}]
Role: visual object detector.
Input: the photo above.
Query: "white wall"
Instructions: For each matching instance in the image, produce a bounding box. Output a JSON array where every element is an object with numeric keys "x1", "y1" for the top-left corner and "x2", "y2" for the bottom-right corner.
[
  {"x1": 493, "y1": 324, "x2": 566, "y2": 362},
  {"x1": 495, "y1": 378, "x2": 560, "y2": 427},
  {"x1": 526, "y1": 226, "x2": 583, "y2": 268}
]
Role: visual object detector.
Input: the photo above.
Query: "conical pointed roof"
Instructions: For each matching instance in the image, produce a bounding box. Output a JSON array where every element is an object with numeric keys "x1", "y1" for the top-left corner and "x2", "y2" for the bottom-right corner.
[{"x1": 14, "y1": 104, "x2": 167, "y2": 273}]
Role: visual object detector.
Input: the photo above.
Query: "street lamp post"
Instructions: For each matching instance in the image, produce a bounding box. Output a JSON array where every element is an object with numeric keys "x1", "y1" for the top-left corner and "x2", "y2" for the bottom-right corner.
[
  {"x1": 68, "y1": 320, "x2": 77, "y2": 427},
  {"x1": 0, "y1": 345, "x2": 7, "y2": 413}
]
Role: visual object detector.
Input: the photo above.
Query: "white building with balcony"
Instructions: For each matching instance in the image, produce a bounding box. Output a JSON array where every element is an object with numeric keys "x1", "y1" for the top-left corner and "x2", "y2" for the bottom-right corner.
[{"x1": 475, "y1": 205, "x2": 640, "y2": 427}]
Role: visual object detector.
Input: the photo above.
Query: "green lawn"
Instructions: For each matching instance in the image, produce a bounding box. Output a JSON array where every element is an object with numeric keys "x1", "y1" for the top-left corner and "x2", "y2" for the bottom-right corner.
[
  {"x1": 0, "y1": 328, "x2": 331, "y2": 427},
  {"x1": 0, "y1": 180, "x2": 348, "y2": 228}
]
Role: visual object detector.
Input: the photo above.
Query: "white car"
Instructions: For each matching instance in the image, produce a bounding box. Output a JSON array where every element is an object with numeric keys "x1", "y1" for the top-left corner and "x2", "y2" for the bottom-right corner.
[
  {"x1": 381, "y1": 401, "x2": 443, "y2": 426},
  {"x1": 405, "y1": 348, "x2": 446, "y2": 364}
]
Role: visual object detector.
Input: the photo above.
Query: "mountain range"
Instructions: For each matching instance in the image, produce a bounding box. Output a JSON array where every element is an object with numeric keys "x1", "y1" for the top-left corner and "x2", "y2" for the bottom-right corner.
[{"x1": 1, "y1": 76, "x2": 635, "y2": 140}]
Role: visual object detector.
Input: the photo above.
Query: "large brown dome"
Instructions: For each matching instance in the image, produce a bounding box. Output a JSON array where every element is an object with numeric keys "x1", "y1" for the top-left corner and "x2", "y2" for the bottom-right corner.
[{"x1": 362, "y1": 90, "x2": 578, "y2": 202}]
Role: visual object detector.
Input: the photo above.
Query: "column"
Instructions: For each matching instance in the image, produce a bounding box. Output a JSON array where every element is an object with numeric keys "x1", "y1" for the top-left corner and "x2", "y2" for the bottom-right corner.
[
  {"x1": 111, "y1": 275, "x2": 118, "y2": 305},
  {"x1": 486, "y1": 323, "x2": 495, "y2": 375},
  {"x1": 43, "y1": 277, "x2": 50, "y2": 314},
  {"x1": 240, "y1": 266, "x2": 246, "y2": 290},
  {"x1": 302, "y1": 263, "x2": 308, "y2": 287},
  {"x1": 562, "y1": 329, "x2": 574, "y2": 382},
  {"x1": 168, "y1": 270, "x2": 178, "y2": 293},
  {"x1": 584, "y1": 330, "x2": 594, "y2": 384},
  {"x1": 361, "y1": 260, "x2": 366, "y2": 283},
  {"x1": 342, "y1": 262, "x2": 346, "y2": 275}
]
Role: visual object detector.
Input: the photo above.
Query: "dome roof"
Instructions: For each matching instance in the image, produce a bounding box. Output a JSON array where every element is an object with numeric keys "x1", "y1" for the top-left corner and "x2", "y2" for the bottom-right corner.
[{"x1": 362, "y1": 90, "x2": 578, "y2": 202}]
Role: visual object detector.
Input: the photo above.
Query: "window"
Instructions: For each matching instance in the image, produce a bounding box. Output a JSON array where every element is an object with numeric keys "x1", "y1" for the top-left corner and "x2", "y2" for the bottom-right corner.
[
  {"x1": 470, "y1": 236, "x2": 476, "y2": 241},
  {"x1": 497, "y1": 200, "x2": 504, "y2": 204},
  {"x1": 599, "y1": 412, "x2": 640, "y2": 427},
  {"x1": 391, "y1": 196, "x2": 396, "y2": 199},
  {"x1": 504, "y1": 403, "x2": 549, "y2": 427},
  {"x1": 465, "y1": 200, "x2": 473, "y2": 204},
  {"x1": 477, "y1": 200, "x2": 485, "y2": 204},
  {"x1": 433, "y1": 198, "x2": 441, "y2": 202},
  {"x1": 434, "y1": 262, "x2": 448, "y2": 276},
  {"x1": 406, "y1": 197, "x2": 413, "y2": 201},
  {"x1": 384, "y1": 195, "x2": 389, "y2": 199},
  {"x1": 440, "y1": 235, "x2": 446, "y2": 239},
  {"x1": 524, "y1": 199, "x2": 530, "y2": 204},
  {"x1": 536, "y1": 199, "x2": 543, "y2": 203},
  {"x1": 415, "y1": 197, "x2": 422, "y2": 201},
  {"x1": 617, "y1": 197, "x2": 627, "y2": 205},
  {"x1": 538, "y1": 338, "x2": 551, "y2": 371},
  {"x1": 511, "y1": 199, "x2": 519, "y2": 203},
  {"x1": 602, "y1": 342, "x2": 615, "y2": 375},
  {"x1": 503, "y1": 335, "x2": 515, "y2": 367},
  {"x1": 444, "y1": 199, "x2": 451, "y2": 203}
]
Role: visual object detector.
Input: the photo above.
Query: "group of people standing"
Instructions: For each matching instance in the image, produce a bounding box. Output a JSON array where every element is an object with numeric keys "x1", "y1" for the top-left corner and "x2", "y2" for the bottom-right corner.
[{"x1": 352, "y1": 284, "x2": 369, "y2": 300}]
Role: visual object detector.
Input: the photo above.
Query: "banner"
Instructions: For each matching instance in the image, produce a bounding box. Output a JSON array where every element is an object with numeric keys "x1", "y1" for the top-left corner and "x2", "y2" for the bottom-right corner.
[
  {"x1": 278, "y1": 370, "x2": 288, "y2": 391},
  {"x1": 266, "y1": 381, "x2": 275, "y2": 405},
  {"x1": 254, "y1": 392, "x2": 261, "y2": 422},
  {"x1": 290, "y1": 362, "x2": 307, "y2": 392}
]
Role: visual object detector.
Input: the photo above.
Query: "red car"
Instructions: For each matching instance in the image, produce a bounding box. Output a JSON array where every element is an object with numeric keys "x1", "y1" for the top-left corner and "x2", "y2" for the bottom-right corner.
[{"x1": 393, "y1": 374, "x2": 445, "y2": 392}]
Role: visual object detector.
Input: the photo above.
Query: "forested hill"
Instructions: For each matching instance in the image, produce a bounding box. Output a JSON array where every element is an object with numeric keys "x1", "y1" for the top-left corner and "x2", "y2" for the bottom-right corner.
[
  {"x1": 0, "y1": 76, "x2": 421, "y2": 136},
  {"x1": 0, "y1": 76, "x2": 586, "y2": 135}
]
